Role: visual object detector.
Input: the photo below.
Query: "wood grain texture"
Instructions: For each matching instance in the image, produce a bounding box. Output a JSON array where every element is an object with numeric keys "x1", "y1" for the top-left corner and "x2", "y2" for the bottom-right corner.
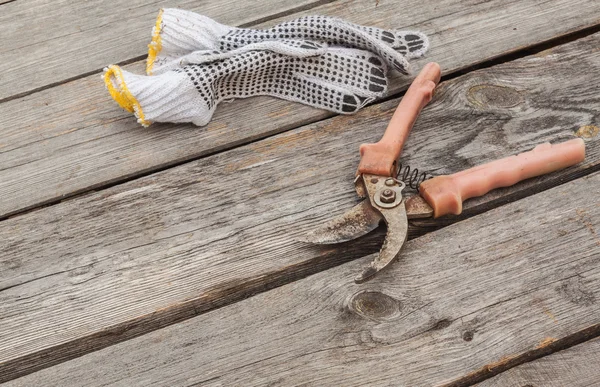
[
  {"x1": 1, "y1": 33, "x2": 600, "y2": 381},
  {"x1": 0, "y1": 0, "x2": 331, "y2": 101},
  {"x1": 2, "y1": 0, "x2": 600, "y2": 218},
  {"x1": 477, "y1": 338, "x2": 600, "y2": 387},
  {"x1": 6, "y1": 172, "x2": 600, "y2": 387}
]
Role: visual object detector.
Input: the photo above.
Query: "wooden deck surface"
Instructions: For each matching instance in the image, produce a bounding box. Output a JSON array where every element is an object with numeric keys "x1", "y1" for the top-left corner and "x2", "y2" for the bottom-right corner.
[{"x1": 1, "y1": 0, "x2": 599, "y2": 385}]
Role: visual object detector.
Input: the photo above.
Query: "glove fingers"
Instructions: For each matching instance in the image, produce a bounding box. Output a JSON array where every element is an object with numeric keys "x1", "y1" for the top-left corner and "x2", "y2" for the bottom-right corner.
[
  {"x1": 151, "y1": 40, "x2": 328, "y2": 75},
  {"x1": 335, "y1": 20, "x2": 411, "y2": 74},
  {"x1": 245, "y1": 40, "x2": 327, "y2": 57},
  {"x1": 355, "y1": 27, "x2": 429, "y2": 58},
  {"x1": 181, "y1": 39, "x2": 327, "y2": 64},
  {"x1": 220, "y1": 16, "x2": 415, "y2": 73},
  {"x1": 280, "y1": 73, "x2": 374, "y2": 114},
  {"x1": 300, "y1": 48, "x2": 388, "y2": 98},
  {"x1": 390, "y1": 31, "x2": 430, "y2": 59}
]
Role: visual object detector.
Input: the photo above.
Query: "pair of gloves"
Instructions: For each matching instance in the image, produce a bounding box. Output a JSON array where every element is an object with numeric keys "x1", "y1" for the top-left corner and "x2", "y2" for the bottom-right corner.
[{"x1": 104, "y1": 9, "x2": 429, "y2": 127}]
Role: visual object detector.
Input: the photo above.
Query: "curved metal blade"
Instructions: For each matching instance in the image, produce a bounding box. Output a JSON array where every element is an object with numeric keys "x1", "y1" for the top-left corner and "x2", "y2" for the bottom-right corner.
[
  {"x1": 355, "y1": 201, "x2": 408, "y2": 283},
  {"x1": 300, "y1": 200, "x2": 382, "y2": 244}
]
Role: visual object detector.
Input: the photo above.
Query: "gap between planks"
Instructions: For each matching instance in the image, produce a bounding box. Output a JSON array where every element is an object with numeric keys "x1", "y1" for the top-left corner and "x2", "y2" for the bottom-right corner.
[
  {"x1": 449, "y1": 324, "x2": 600, "y2": 386},
  {"x1": 475, "y1": 336, "x2": 600, "y2": 387}
]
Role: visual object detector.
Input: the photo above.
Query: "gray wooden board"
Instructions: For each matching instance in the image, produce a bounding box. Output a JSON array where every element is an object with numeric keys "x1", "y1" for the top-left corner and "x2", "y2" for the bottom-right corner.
[
  {"x1": 2, "y1": 0, "x2": 600, "y2": 219},
  {"x1": 1, "y1": 33, "x2": 599, "y2": 381},
  {"x1": 477, "y1": 338, "x2": 600, "y2": 387},
  {"x1": 6, "y1": 172, "x2": 600, "y2": 387},
  {"x1": 0, "y1": 0, "x2": 331, "y2": 101}
]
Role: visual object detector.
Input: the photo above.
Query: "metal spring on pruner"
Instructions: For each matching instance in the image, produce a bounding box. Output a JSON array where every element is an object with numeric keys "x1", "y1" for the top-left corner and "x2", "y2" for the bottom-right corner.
[{"x1": 396, "y1": 162, "x2": 432, "y2": 191}]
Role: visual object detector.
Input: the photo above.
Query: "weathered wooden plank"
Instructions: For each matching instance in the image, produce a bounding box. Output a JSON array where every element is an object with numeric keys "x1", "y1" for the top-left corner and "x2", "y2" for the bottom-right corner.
[
  {"x1": 477, "y1": 338, "x2": 600, "y2": 387},
  {"x1": 0, "y1": 0, "x2": 333, "y2": 101},
  {"x1": 5, "y1": 172, "x2": 600, "y2": 387},
  {"x1": 1, "y1": 33, "x2": 599, "y2": 381},
  {"x1": 2, "y1": 0, "x2": 600, "y2": 219}
]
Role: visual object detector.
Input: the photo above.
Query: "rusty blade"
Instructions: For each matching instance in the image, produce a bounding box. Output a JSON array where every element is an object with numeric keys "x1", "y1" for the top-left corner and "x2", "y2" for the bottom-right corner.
[
  {"x1": 300, "y1": 200, "x2": 382, "y2": 244},
  {"x1": 355, "y1": 201, "x2": 409, "y2": 283}
]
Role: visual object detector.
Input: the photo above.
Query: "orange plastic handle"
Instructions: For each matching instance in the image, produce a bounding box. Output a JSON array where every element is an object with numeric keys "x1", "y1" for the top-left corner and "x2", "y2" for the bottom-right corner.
[
  {"x1": 419, "y1": 138, "x2": 586, "y2": 217},
  {"x1": 357, "y1": 62, "x2": 442, "y2": 176}
]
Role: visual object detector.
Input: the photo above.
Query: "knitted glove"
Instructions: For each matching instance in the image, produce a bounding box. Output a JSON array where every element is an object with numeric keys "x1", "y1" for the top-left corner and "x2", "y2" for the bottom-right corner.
[
  {"x1": 147, "y1": 8, "x2": 429, "y2": 75},
  {"x1": 104, "y1": 45, "x2": 388, "y2": 127}
]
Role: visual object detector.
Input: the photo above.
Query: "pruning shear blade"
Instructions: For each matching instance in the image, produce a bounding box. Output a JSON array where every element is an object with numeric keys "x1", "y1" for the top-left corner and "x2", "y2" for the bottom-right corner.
[{"x1": 301, "y1": 200, "x2": 382, "y2": 244}]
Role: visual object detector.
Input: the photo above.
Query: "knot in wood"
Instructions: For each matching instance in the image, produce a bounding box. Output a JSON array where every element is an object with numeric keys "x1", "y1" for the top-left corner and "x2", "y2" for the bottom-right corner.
[
  {"x1": 349, "y1": 291, "x2": 401, "y2": 321},
  {"x1": 462, "y1": 330, "x2": 474, "y2": 342},
  {"x1": 467, "y1": 84, "x2": 524, "y2": 109}
]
